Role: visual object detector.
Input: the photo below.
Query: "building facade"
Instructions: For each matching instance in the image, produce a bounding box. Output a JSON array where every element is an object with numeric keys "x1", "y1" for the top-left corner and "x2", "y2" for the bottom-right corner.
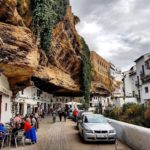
[
  {"x1": 14, "y1": 86, "x2": 52, "y2": 116},
  {"x1": 90, "y1": 51, "x2": 123, "y2": 111},
  {"x1": 0, "y1": 73, "x2": 12, "y2": 123},
  {"x1": 121, "y1": 53, "x2": 150, "y2": 106},
  {"x1": 134, "y1": 53, "x2": 150, "y2": 104}
]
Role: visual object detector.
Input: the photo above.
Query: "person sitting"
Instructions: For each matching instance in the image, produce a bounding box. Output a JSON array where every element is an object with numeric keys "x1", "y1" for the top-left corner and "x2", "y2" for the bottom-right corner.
[
  {"x1": 13, "y1": 114, "x2": 21, "y2": 124},
  {"x1": 23, "y1": 118, "x2": 37, "y2": 144},
  {"x1": 0, "y1": 122, "x2": 6, "y2": 132},
  {"x1": 0, "y1": 122, "x2": 6, "y2": 140}
]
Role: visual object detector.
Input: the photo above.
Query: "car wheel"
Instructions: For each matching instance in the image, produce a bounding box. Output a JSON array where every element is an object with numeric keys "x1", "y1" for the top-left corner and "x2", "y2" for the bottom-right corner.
[{"x1": 82, "y1": 131, "x2": 87, "y2": 142}]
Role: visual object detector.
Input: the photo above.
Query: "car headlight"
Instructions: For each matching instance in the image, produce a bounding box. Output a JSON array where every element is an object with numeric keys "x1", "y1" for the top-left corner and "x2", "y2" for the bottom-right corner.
[
  {"x1": 109, "y1": 130, "x2": 115, "y2": 133},
  {"x1": 84, "y1": 129, "x2": 93, "y2": 133}
]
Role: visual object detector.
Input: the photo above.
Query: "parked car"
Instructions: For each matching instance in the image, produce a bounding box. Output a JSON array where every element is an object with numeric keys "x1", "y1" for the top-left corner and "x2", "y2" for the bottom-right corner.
[
  {"x1": 78, "y1": 114, "x2": 116, "y2": 143},
  {"x1": 77, "y1": 111, "x2": 93, "y2": 128}
]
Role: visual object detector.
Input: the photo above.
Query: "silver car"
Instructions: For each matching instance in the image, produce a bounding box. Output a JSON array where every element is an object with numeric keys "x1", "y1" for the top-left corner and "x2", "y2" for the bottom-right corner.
[
  {"x1": 77, "y1": 111, "x2": 93, "y2": 128},
  {"x1": 78, "y1": 114, "x2": 116, "y2": 142}
]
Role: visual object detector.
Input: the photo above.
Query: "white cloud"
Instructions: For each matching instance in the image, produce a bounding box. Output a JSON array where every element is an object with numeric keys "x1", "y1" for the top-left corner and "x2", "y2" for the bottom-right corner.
[{"x1": 70, "y1": 0, "x2": 150, "y2": 71}]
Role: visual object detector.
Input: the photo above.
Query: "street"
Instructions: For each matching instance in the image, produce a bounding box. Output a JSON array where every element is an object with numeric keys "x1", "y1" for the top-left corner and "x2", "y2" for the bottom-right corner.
[{"x1": 9, "y1": 116, "x2": 132, "y2": 150}]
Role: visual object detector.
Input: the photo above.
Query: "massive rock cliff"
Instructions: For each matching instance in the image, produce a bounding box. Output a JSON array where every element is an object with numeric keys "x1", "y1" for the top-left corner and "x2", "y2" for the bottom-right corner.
[{"x1": 0, "y1": 0, "x2": 82, "y2": 96}]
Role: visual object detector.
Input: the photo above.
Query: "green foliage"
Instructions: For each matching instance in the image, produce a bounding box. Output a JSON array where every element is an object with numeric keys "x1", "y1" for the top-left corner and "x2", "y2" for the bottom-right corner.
[
  {"x1": 105, "y1": 108, "x2": 121, "y2": 120},
  {"x1": 105, "y1": 103, "x2": 150, "y2": 128},
  {"x1": 144, "y1": 109, "x2": 150, "y2": 127},
  {"x1": 32, "y1": 0, "x2": 69, "y2": 53},
  {"x1": 81, "y1": 38, "x2": 91, "y2": 109},
  {"x1": 122, "y1": 103, "x2": 144, "y2": 118}
]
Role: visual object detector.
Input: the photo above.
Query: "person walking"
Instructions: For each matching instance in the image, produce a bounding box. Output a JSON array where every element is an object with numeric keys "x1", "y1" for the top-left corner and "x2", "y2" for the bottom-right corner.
[
  {"x1": 73, "y1": 108, "x2": 78, "y2": 122},
  {"x1": 52, "y1": 110, "x2": 57, "y2": 123},
  {"x1": 31, "y1": 114, "x2": 37, "y2": 130},
  {"x1": 35, "y1": 112, "x2": 39, "y2": 129},
  {"x1": 63, "y1": 111, "x2": 67, "y2": 122},
  {"x1": 58, "y1": 107, "x2": 63, "y2": 122}
]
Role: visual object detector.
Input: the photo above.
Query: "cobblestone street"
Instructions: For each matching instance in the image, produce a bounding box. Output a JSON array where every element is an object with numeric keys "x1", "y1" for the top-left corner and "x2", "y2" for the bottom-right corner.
[{"x1": 5, "y1": 116, "x2": 132, "y2": 150}]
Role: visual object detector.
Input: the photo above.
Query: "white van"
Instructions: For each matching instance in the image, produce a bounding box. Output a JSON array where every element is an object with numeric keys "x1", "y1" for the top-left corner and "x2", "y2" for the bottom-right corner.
[{"x1": 65, "y1": 102, "x2": 83, "y2": 118}]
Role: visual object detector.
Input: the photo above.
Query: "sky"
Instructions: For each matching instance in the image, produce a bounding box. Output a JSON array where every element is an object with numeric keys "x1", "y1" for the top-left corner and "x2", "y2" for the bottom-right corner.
[{"x1": 70, "y1": 0, "x2": 150, "y2": 71}]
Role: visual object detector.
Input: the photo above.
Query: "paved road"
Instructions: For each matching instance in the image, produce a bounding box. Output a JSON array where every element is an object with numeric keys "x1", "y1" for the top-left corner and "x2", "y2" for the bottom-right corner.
[{"x1": 8, "y1": 116, "x2": 132, "y2": 150}]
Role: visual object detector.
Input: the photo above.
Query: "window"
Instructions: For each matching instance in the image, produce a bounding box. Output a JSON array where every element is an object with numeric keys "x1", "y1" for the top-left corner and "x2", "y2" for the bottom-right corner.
[
  {"x1": 137, "y1": 76, "x2": 140, "y2": 85},
  {"x1": 21, "y1": 90, "x2": 24, "y2": 95},
  {"x1": 142, "y1": 65, "x2": 145, "y2": 75},
  {"x1": 37, "y1": 89, "x2": 42, "y2": 97},
  {"x1": 5, "y1": 103, "x2": 7, "y2": 111},
  {"x1": 145, "y1": 87, "x2": 149, "y2": 93},
  {"x1": 132, "y1": 91, "x2": 135, "y2": 97},
  {"x1": 145, "y1": 61, "x2": 150, "y2": 70}
]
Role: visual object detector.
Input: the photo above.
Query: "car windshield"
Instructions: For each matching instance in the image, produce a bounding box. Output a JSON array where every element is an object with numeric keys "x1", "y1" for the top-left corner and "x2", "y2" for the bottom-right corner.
[{"x1": 84, "y1": 115, "x2": 107, "y2": 123}]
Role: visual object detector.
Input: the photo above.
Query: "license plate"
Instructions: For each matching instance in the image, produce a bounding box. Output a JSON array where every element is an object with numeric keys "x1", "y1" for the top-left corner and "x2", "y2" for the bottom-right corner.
[{"x1": 97, "y1": 134, "x2": 107, "y2": 138}]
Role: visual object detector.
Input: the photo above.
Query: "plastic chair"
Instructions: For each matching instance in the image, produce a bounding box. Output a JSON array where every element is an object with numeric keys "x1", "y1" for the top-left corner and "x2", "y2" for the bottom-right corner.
[
  {"x1": 14, "y1": 130, "x2": 25, "y2": 148},
  {"x1": 0, "y1": 131, "x2": 6, "y2": 149}
]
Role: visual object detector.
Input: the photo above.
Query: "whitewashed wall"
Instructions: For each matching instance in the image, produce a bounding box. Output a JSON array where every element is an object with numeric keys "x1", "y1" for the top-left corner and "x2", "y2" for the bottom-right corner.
[
  {"x1": 113, "y1": 98, "x2": 137, "y2": 107},
  {"x1": 124, "y1": 70, "x2": 134, "y2": 97},
  {"x1": 0, "y1": 74, "x2": 12, "y2": 123},
  {"x1": 108, "y1": 118, "x2": 150, "y2": 150},
  {"x1": 141, "y1": 83, "x2": 150, "y2": 103},
  {"x1": 1, "y1": 95, "x2": 12, "y2": 123}
]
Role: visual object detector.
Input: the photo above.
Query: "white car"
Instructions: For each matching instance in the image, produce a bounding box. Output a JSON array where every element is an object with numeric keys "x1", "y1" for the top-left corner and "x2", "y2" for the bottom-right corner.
[
  {"x1": 78, "y1": 114, "x2": 116, "y2": 142},
  {"x1": 77, "y1": 111, "x2": 93, "y2": 128}
]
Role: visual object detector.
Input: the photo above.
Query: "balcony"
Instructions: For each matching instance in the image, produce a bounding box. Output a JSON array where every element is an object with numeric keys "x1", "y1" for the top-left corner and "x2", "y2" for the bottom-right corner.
[
  {"x1": 129, "y1": 70, "x2": 136, "y2": 76},
  {"x1": 141, "y1": 74, "x2": 150, "y2": 83}
]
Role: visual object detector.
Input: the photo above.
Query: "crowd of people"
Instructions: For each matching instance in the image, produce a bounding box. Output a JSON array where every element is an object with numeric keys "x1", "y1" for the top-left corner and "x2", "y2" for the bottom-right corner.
[
  {"x1": 0, "y1": 104, "x2": 80, "y2": 147},
  {"x1": 52, "y1": 105, "x2": 69, "y2": 123},
  {"x1": 51, "y1": 104, "x2": 79, "y2": 123},
  {"x1": 0, "y1": 112, "x2": 41, "y2": 146}
]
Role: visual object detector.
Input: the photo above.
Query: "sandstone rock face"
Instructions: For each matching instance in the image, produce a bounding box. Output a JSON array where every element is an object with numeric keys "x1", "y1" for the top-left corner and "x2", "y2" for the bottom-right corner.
[
  {"x1": 0, "y1": 0, "x2": 32, "y2": 26},
  {"x1": 32, "y1": 6, "x2": 82, "y2": 95},
  {"x1": 0, "y1": 22, "x2": 39, "y2": 94},
  {"x1": 49, "y1": 6, "x2": 82, "y2": 81},
  {"x1": 90, "y1": 51, "x2": 112, "y2": 96},
  {"x1": 0, "y1": 1, "x2": 82, "y2": 96}
]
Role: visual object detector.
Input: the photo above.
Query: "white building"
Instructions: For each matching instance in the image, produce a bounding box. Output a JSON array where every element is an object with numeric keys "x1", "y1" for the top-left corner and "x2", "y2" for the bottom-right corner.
[
  {"x1": 120, "y1": 53, "x2": 150, "y2": 106},
  {"x1": 0, "y1": 73, "x2": 12, "y2": 123},
  {"x1": 90, "y1": 96, "x2": 112, "y2": 113},
  {"x1": 14, "y1": 86, "x2": 52, "y2": 116},
  {"x1": 14, "y1": 86, "x2": 72, "y2": 116},
  {"x1": 134, "y1": 53, "x2": 150, "y2": 104}
]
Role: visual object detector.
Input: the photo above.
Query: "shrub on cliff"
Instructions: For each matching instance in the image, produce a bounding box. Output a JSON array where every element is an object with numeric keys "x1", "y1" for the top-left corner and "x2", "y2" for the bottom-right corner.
[
  {"x1": 81, "y1": 38, "x2": 91, "y2": 108},
  {"x1": 32, "y1": 0, "x2": 69, "y2": 53}
]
